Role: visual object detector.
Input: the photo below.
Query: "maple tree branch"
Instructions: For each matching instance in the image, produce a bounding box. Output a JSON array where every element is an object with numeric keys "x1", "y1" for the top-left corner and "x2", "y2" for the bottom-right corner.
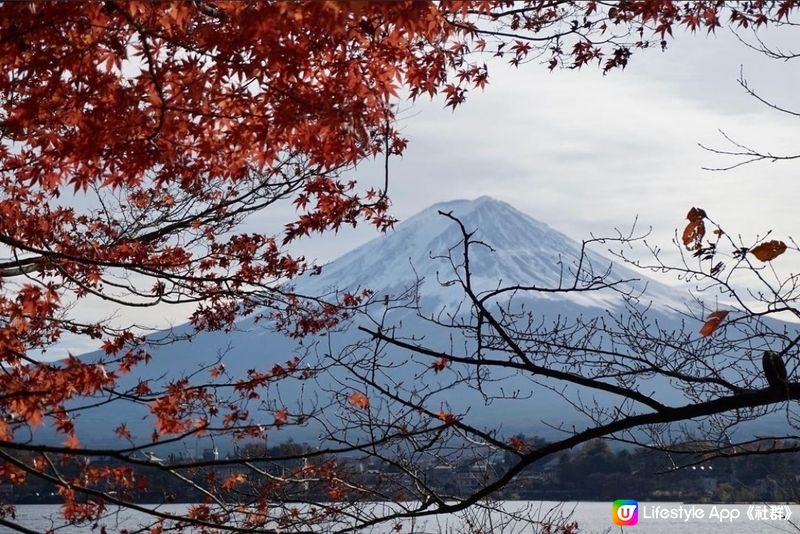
[
  {"x1": 700, "y1": 67, "x2": 800, "y2": 171},
  {"x1": 106, "y1": 1, "x2": 166, "y2": 142},
  {"x1": 0, "y1": 260, "x2": 39, "y2": 277},
  {"x1": 0, "y1": 517, "x2": 40, "y2": 534},
  {"x1": 359, "y1": 325, "x2": 667, "y2": 413},
  {"x1": 438, "y1": 210, "x2": 669, "y2": 412},
  {"x1": 0, "y1": 448, "x2": 311, "y2": 534}
]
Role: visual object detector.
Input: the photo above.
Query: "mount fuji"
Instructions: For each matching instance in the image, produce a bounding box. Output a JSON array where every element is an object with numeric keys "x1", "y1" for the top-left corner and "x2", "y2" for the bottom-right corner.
[
  {"x1": 299, "y1": 196, "x2": 680, "y2": 311},
  {"x1": 63, "y1": 197, "x2": 693, "y2": 447}
]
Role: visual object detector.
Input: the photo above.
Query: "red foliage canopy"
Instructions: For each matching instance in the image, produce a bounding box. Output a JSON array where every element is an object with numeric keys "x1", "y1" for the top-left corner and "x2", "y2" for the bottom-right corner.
[{"x1": 0, "y1": 0, "x2": 468, "y2": 444}]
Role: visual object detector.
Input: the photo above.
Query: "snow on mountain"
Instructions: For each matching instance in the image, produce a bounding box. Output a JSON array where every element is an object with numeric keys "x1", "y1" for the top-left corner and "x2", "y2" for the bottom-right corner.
[{"x1": 296, "y1": 195, "x2": 680, "y2": 312}]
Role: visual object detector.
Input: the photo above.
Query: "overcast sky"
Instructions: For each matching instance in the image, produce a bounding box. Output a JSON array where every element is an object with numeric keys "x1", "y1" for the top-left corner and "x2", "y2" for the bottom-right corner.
[
  {"x1": 245, "y1": 27, "x2": 800, "y2": 277},
  {"x1": 50, "y1": 25, "x2": 800, "y2": 356}
]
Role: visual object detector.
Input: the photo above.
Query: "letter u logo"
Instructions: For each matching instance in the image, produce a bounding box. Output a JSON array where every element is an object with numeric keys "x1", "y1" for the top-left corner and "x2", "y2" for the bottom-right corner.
[{"x1": 613, "y1": 500, "x2": 639, "y2": 526}]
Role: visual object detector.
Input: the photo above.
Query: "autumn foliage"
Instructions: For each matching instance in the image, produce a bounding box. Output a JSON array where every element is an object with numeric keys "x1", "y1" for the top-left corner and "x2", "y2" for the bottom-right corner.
[
  {"x1": 1, "y1": 1, "x2": 800, "y2": 532},
  {"x1": 700, "y1": 310, "x2": 729, "y2": 337}
]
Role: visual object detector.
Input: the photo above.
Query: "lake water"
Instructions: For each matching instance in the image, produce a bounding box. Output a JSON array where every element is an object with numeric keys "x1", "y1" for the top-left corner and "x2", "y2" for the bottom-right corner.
[{"x1": 8, "y1": 501, "x2": 800, "y2": 533}]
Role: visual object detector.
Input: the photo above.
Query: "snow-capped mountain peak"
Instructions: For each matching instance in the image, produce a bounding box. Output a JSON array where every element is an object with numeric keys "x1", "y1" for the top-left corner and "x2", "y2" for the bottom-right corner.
[{"x1": 296, "y1": 196, "x2": 675, "y2": 310}]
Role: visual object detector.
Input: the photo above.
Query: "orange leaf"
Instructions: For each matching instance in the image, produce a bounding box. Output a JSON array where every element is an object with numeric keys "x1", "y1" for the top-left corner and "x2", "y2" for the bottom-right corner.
[
  {"x1": 509, "y1": 436, "x2": 529, "y2": 452},
  {"x1": 115, "y1": 423, "x2": 132, "y2": 440},
  {"x1": 273, "y1": 408, "x2": 288, "y2": 428},
  {"x1": 436, "y1": 409, "x2": 457, "y2": 426},
  {"x1": 682, "y1": 207, "x2": 706, "y2": 250},
  {"x1": 431, "y1": 357, "x2": 449, "y2": 373},
  {"x1": 348, "y1": 391, "x2": 369, "y2": 409},
  {"x1": 750, "y1": 240, "x2": 787, "y2": 262},
  {"x1": 209, "y1": 364, "x2": 225, "y2": 378},
  {"x1": 700, "y1": 310, "x2": 729, "y2": 337},
  {"x1": 221, "y1": 472, "x2": 247, "y2": 491},
  {"x1": 64, "y1": 433, "x2": 80, "y2": 449}
]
